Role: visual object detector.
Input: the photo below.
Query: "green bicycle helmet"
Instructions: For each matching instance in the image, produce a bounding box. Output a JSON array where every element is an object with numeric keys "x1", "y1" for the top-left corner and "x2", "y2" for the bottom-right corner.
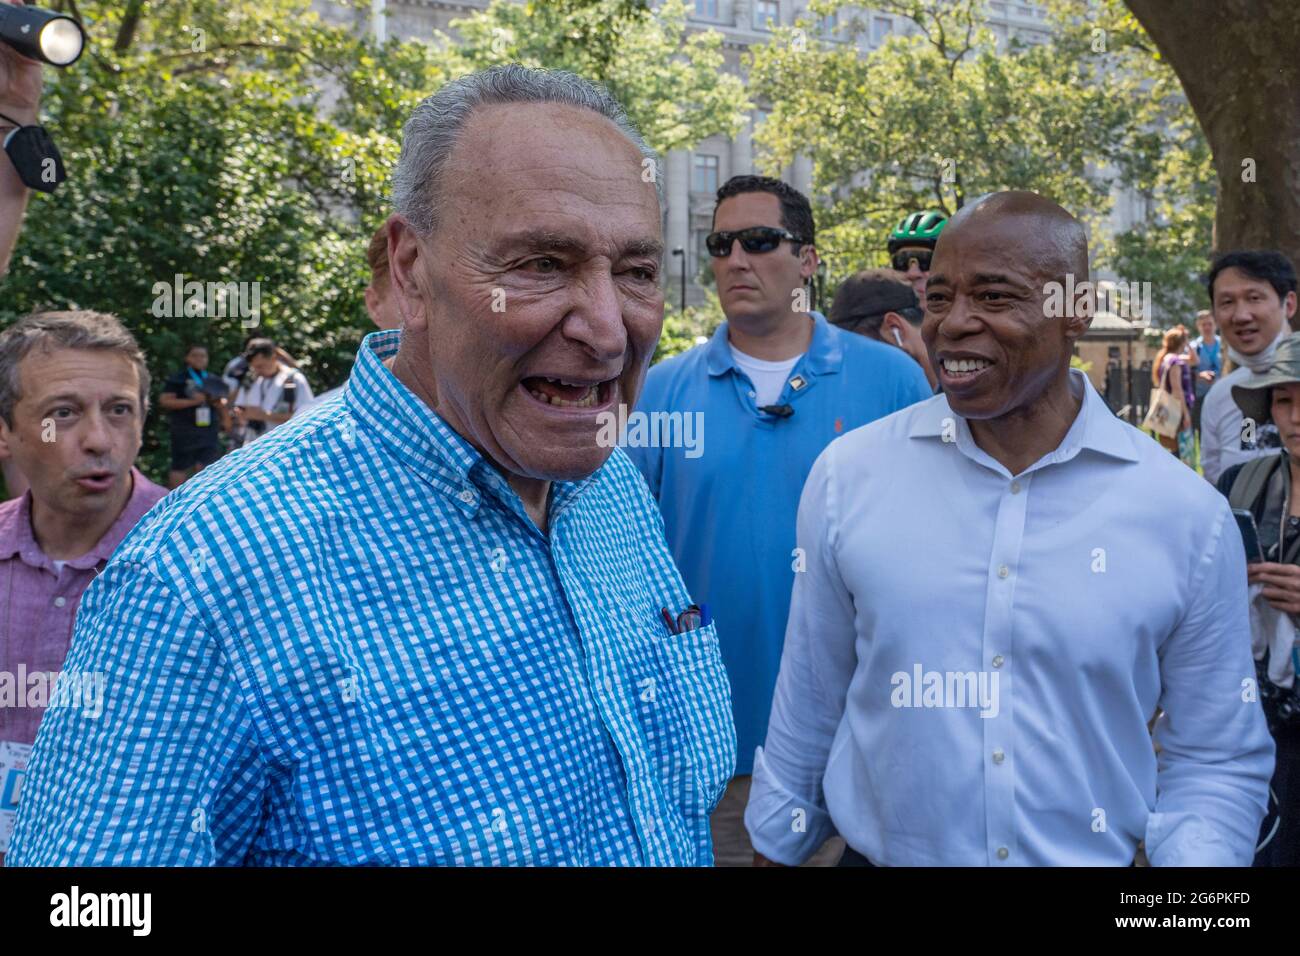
[{"x1": 887, "y1": 211, "x2": 948, "y2": 253}]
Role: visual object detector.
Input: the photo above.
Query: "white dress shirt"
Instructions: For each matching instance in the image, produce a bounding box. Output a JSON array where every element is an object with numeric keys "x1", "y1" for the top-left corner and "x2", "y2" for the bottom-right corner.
[{"x1": 746, "y1": 370, "x2": 1274, "y2": 866}]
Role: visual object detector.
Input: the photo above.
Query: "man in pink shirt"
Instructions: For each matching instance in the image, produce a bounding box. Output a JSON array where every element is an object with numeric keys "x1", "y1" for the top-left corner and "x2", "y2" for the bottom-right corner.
[{"x1": 0, "y1": 311, "x2": 166, "y2": 856}]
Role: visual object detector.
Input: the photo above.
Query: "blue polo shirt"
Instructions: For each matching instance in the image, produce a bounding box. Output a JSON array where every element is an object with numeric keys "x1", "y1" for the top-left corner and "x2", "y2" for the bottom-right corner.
[{"x1": 628, "y1": 312, "x2": 931, "y2": 774}]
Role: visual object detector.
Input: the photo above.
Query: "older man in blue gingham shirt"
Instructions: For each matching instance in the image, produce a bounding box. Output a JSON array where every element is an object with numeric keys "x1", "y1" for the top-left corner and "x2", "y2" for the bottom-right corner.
[
  {"x1": 8, "y1": 329, "x2": 735, "y2": 866},
  {"x1": 7, "y1": 66, "x2": 736, "y2": 866}
]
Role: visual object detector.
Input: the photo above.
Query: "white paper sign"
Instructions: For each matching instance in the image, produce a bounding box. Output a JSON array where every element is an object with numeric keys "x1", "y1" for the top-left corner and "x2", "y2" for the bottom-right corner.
[{"x1": 0, "y1": 740, "x2": 33, "y2": 854}]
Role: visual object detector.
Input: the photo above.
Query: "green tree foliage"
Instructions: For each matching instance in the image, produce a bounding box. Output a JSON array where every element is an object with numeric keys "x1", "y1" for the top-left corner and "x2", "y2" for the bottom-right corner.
[
  {"x1": 453, "y1": 0, "x2": 749, "y2": 155},
  {"x1": 1043, "y1": 0, "x2": 1215, "y2": 324},
  {"x1": 748, "y1": 0, "x2": 1210, "y2": 323},
  {"x1": 1, "y1": 0, "x2": 742, "y2": 481}
]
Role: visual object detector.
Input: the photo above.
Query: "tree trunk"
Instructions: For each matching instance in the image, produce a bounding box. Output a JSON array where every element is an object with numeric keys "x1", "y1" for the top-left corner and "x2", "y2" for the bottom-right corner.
[{"x1": 1125, "y1": 0, "x2": 1300, "y2": 319}]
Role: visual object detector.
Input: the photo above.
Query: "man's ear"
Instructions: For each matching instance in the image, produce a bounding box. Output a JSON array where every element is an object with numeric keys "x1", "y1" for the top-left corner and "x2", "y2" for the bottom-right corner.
[
  {"x1": 1063, "y1": 280, "x2": 1093, "y2": 343},
  {"x1": 799, "y1": 245, "x2": 819, "y2": 281},
  {"x1": 387, "y1": 214, "x2": 430, "y2": 332},
  {"x1": 1285, "y1": 290, "x2": 1297, "y2": 322},
  {"x1": 879, "y1": 312, "x2": 906, "y2": 345}
]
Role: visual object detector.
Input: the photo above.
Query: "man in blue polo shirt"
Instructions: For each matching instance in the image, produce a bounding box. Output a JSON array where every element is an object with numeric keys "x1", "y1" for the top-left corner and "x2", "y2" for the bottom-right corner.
[{"x1": 628, "y1": 175, "x2": 931, "y2": 866}]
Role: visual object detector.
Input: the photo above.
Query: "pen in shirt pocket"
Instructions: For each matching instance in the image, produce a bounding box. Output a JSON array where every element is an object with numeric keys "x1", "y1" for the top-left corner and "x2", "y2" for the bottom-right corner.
[{"x1": 660, "y1": 603, "x2": 711, "y2": 635}]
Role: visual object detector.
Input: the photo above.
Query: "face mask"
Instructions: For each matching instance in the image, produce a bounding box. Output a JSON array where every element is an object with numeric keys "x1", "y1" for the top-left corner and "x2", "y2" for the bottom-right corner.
[{"x1": 1228, "y1": 326, "x2": 1288, "y2": 374}]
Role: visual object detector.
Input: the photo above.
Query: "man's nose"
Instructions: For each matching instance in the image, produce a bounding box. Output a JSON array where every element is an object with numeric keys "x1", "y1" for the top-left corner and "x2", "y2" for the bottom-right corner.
[
  {"x1": 78, "y1": 408, "x2": 114, "y2": 456},
  {"x1": 566, "y1": 271, "x2": 628, "y2": 362},
  {"x1": 906, "y1": 261, "x2": 924, "y2": 279},
  {"x1": 939, "y1": 292, "x2": 983, "y2": 338}
]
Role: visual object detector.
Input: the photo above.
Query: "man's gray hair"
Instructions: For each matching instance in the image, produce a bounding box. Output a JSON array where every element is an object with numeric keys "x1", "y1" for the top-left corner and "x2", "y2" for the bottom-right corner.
[
  {"x1": 392, "y1": 64, "x2": 664, "y2": 236},
  {"x1": 0, "y1": 311, "x2": 151, "y2": 426}
]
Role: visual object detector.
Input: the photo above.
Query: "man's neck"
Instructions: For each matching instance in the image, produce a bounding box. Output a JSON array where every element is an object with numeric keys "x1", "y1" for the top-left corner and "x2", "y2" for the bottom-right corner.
[
  {"x1": 506, "y1": 474, "x2": 551, "y2": 534},
  {"x1": 727, "y1": 310, "x2": 814, "y2": 362},
  {"x1": 387, "y1": 351, "x2": 554, "y2": 534},
  {"x1": 967, "y1": 373, "x2": 1083, "y2": 477},
  {"x1": 30, "y1": 472, "x2": 134, "y2": 562}
]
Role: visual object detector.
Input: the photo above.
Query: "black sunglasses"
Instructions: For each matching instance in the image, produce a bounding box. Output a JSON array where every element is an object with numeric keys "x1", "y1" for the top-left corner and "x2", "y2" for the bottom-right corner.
[
  {"x1": 706, "y1": 226, "x2": 809, "y2": 258},
  {"x1": 891, "y1": 249, "x2": 933, "y2": 272}
]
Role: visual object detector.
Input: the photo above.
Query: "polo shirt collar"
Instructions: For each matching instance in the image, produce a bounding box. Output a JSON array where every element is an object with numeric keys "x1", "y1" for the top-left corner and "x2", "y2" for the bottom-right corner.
[
  {"x1": 0, "y1": 467, "x2": 158, "y2": 571},
  {"x1": 344, "y1": 329, "x2": 598, "y2": 519},
  {"x1": 909, "y1": 368, "x2": 1141, "y2": 473},
  {"x1": 705, "y1": 311, "x2": 842, "y2": 377}
]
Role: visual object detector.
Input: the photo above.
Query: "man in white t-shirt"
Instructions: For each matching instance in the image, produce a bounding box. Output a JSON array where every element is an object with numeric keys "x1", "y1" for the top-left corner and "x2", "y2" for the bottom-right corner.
[
  {"x1": 1199, "y1": 251, "x2": 1297, "y2": 484},
  {"x1": 233, "y1": 338, "x2": 314, "y2": 445}
]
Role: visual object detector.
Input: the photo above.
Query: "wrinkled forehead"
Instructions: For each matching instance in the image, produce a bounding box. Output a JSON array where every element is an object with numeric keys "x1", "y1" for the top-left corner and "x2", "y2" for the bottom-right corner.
[
  {"x1": 931, "y1": 214, "x2": 1071, "y2": 288},
  {"x1": 438, "y1": 102, "x2": 661, "y2": 247},
  {"x1": 17, "y1": 346, "x2": 140, "y2": 403}
]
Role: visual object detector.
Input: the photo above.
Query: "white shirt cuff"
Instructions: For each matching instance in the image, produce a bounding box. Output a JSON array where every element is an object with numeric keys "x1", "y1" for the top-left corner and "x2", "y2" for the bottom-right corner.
[{"x1": 744, "y1": 745, "x2": 836, "y2": 866}]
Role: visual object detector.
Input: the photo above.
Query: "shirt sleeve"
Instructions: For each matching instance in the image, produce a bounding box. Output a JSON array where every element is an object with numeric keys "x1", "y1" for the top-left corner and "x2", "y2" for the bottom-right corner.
[
  {"x1": 293, "y1": 371, "x2": 314, "y2": 409},
  {"x1": 1146, "y1": 502, "x2": 1275, "y2": 866},
  {"x1": 744, "y1": 442, "x2": 858, "y2": 864},
  {"x1": 6, "y1": 559, "x2": 268, "y2": 866},
  {"x1": 1200, "y1": 381, "x2": 1229, "y2": 484},
  {"x1": 162, "y1": 371, "x2": 187, "y2": 398}
]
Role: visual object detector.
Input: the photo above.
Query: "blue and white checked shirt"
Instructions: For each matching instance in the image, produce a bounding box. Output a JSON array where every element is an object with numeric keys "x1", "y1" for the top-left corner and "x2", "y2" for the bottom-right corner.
[{"x1": 9, "y1": 330, "x2": 736, "y2": 866}]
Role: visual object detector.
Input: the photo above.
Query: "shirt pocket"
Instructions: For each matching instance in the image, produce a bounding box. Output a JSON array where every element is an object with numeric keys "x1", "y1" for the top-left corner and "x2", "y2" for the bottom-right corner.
[{"x1": 645, "y1": 622, "x2": 737, "y2": 817}]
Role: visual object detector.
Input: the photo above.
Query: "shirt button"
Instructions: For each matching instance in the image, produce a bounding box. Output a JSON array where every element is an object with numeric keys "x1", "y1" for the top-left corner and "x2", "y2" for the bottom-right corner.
[
  {"x1": 997, "y1": 846, "x2": 1009, "y2": 860},
  {"x1": 992, "y1": 749, "x2": 1005, "y2": 764},
  {"x1": 1010, "y1": 481, "x2": 1022, "y2": 494},
  {"x1": 997, "y1": 565, "x2": 1010, "y2": 579},
  {"x1": 748, "y1": 390, "x2": 756, "y2": 398},
  {"x1": 53, "y1": 596, "x2": 67, "y2": 608},
  {"x1": 458, "y1": 489, "x2": 476, "y2": 504},
  {"x1": 992, "y1": 655, "x2": 1004, "y2": 668}
]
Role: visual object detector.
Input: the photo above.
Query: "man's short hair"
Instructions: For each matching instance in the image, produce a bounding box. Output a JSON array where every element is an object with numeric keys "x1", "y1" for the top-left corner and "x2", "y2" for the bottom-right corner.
[
  {"x1": 367, "y1": 226, "x2": 389, "y2": 289},
  {"x1": 829, "y1": 269, "x2": 921, "y2": 337},
  {"x1": 712, "y1": 175, "x2": 816, "y2": 249},
  {"x1": 393, "y1": 64, "x2": 662, "y2": 237},
  {"x1": 1207, "y1": 250, "x2": 1297, "y2": 304},
  {"x1": 244, "y1": 338, "x2": 277, "y2": 360},
  {"x1": 0, "y1": 310, "x2": 151, "y2": 427}
]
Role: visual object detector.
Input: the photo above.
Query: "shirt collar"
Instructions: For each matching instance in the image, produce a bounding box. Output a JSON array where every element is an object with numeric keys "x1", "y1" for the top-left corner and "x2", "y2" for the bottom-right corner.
[
  {"x1": 705, "y1": 311, "x2": 842, "y2": 377},
  {"x1": 909, "y1": 368, "x2": 1141, "y2": 475},
  {"x1": 344, "y1": 329, "x2": 599, "y2": 520},
  {"x1": 0, "y1": 466, "x2": 160, "y2": 570}
]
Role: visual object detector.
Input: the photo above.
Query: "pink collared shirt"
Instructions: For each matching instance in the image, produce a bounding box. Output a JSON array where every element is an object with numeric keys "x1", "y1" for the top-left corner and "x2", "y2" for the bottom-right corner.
[{"x1": 0, "y1": 468, "x2": 167, "y2": 746}]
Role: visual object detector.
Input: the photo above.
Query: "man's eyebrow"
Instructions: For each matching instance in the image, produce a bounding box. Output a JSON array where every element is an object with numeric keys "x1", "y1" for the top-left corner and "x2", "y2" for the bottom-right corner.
[
  {"x1": 489, "y1": 230, "x2": 590, "y2": 257},
  {"x1": 621, "y1": 238, "x2": 664, "y2": 259},
  {"x1": 973, "y1": 272, "x2": 1027, "y2": 287},
  {"x1": 40, "y1": 393, "x2": 136, "y2": 405}
]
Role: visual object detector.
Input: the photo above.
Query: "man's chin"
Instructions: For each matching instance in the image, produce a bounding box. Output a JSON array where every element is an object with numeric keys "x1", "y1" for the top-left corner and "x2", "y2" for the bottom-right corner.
[{"x1": 510, "y1": 445, "x2": 614, "y2": 483}]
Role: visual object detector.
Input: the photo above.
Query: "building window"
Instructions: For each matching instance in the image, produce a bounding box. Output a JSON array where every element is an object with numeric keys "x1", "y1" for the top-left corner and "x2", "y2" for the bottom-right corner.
[
  {"x1": 871, "y1": 15, "x2": 893, "y2": 46},
  {"x1": 693, "y1": 0, "x2": 719, "y2": 19},
  {"x1": 693, "y1": 154, "x2": 720, "y2": 194},
  {"x1": 990, "y1": 1, "x2": 1006, "y2": 13},
  {"x1": 694, "y1": 229, "x2": 712, "y2": 267},
  {"x1": 819, "y1": 10, "x2": 838, "y2": 35},
  {"x1": 754, "y1": 0, "x2": 779, "y2": 30}
]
